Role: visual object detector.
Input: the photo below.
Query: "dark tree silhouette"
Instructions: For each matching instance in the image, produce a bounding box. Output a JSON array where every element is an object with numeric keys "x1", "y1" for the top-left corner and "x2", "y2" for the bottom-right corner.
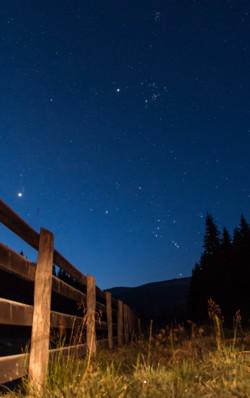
[
  {"x1": 232, "y1": 216, "x2": 250, "y2": 321},
  {"x1": 188, "y1": 214, "x2": 221, "y2": 321},
  {"x1": 189, "y1": 214, "x2": 250, "y2": 325},
  {"x1": 218, "y1": 227, "x2": 233, "y2": 319},
  {"x1": 203, "y1": 213, "x2": 220, "y2": 256}
]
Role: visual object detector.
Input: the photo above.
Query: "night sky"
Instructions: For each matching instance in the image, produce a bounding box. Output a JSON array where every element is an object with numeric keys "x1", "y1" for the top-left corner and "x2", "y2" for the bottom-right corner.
[{"x1": 0, "y1": 1, "x2": 250, "y2": 289}]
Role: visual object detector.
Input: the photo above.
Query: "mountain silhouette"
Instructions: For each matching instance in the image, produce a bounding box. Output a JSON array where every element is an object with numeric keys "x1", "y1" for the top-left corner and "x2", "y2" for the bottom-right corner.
[{"x1": 107, "y1": 277, "x2": 191, "y2": 326}]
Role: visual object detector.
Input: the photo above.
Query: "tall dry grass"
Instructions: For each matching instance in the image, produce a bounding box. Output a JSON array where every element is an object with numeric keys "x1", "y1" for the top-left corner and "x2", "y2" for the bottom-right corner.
[{"x1": 3, "y1": 301, "x2": 250, "y2": 397}]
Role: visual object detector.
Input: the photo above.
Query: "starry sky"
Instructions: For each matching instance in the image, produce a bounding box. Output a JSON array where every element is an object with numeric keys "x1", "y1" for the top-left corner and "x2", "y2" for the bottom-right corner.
[{"x1": 0, "y1": 1, "x2": 250, "y2": 289}]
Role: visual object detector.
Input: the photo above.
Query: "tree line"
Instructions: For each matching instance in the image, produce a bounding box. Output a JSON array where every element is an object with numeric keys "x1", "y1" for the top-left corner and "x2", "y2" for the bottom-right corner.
[{"x1": 188, "y1": 214, "x2": 250, "y2": 325}]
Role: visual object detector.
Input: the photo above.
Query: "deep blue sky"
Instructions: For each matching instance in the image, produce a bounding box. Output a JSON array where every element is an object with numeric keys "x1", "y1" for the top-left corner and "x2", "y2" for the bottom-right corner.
[{"x1": 0, "y1": 1, "x2": 250, "y2": 289}]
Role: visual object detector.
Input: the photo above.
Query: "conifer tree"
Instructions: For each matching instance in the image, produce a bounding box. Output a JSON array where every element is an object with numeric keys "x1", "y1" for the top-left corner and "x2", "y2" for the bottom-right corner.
[
  {"x1": 221, "y1": 227, "x2": 231, "y2": 252},
  {"x1": 203, "y1": 213, "x2": 220, "y2": 256},
  {"x1": 232, "y1": 216, "x2": 250, "y2": 321},
  {"x1": 188, "y1": 214, "x2": 221, "y2": 321},
  {"x1": 219, "y1": 227, "x2": 232, "y2": 319},
  {"x1": 189, "y1": 214, "x2": 250, "y2": 324}
]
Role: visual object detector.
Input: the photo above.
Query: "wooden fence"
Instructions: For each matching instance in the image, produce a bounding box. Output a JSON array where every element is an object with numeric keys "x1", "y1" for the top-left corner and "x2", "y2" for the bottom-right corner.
[{"x1": 0, "y1": 199, "x2": 138, "y2": 394}]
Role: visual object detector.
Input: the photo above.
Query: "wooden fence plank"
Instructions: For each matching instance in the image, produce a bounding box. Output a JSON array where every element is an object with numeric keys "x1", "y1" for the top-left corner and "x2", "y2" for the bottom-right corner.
[
  {"x1": 0, "y1": 243, "x2": 35, "y2": 281},
  {"x1": 0, "y1": 199, "x2": 39, "y2": 249},
  {"x1": 0, "y1": 345, "x2": 86, "y2": 385},
  {"x1": 28, "y1": 228, "x2": 54, "y2": 395},
  {"x1": 54, "y1": 250, "x2": 86, "y2": 285},
  {"x1": 0, "y1": 243, "x2": 86, "y2": 304},
  {"x1": 52, "y1": 276, "x2": 86, "y2": 304},
  {"x1": 0, "y1": 298, "x2": 84, "y2": 329},
  {"x1": 105, "y1": 292, "x2": 113, "y2": 350},
  {"x1": 0, "y1": 353, "x2": 28, "y2": 384},
  {"x1": 86, "y1": 275, "x2": 96, "y2": 356},
  {"x1": 50, "y1": 311, "x2": 84, "y2": 330},
  {"x1": 0, "y1": 298, "x2": 33, "y2": 326},
  {"x1": 117, "y1": 300, "x2": 123, "y2": 347},
  {"x1": 0, "y1": 199, "x2": 86, "y2": 286},
  {"x1": 49, "y1": 343, "x2": 86, "y2": 359}
]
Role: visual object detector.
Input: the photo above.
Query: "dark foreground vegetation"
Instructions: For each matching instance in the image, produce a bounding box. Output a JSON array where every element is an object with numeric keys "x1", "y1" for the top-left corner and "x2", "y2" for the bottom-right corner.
[{"x1": 2, "y1": 314, "x2": 250, "y2": 398}]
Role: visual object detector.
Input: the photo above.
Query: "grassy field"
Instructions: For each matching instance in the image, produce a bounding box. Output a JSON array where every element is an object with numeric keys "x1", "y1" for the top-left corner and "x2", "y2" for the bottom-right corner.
[{"x1": 2, "y1": 318, "x2": 250, "y2": 398}]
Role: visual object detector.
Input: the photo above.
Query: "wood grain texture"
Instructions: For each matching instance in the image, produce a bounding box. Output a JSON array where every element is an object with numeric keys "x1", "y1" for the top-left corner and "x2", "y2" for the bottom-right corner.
[
  {"x1": 0, "y1": 297, "x2": 85, "y2": 330},
  {"x1": 0, "y1": 298, "x2": 33, "y2": 325},
  {"x1": 86, "y1": 275, "x2": 96, "y2": 355},
  {"x1": 0, "y1": 242, "x2": 35, "y2": 281},
  {"x1": 28, "y1": 229, "x2": 54, "y2": 394},
  {"x1": 0, "y1": 353, "x2": 28, "y2": 384}
]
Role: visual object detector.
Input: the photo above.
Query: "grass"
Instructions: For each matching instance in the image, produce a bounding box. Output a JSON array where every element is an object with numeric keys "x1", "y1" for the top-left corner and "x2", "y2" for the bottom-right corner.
[{"x1": 2, "y1": 322, "x2": 250, "y2": 398}]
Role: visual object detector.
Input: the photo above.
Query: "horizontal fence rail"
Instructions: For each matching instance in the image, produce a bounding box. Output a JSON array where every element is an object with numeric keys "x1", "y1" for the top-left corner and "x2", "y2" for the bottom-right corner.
[{"x1": 0, "y1": 199, "x2": 139, "y2": 395}]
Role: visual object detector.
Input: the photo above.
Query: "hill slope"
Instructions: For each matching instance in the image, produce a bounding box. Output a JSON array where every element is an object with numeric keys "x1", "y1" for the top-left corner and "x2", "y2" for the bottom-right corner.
[{"x1": 108, "y1": 277, "x2": 191, "y2": 324}]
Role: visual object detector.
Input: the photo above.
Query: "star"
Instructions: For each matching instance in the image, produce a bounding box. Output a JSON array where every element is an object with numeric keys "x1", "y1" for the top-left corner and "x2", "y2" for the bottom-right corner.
[
  {"x1": 105, "y1": 210, "x2": 109, "y2": 215},
  {"x1": 17, "y1": 192, "x2": 23, "y2": 198},
  {"x1": 116, "y1": 88, "x2": 120, "y2": 93},
  {"x1": 171, "y1": 240, "x2": 180, "y2": 249}
]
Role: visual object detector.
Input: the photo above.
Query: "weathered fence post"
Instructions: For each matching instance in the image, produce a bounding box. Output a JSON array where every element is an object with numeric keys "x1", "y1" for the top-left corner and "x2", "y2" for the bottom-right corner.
[
  {"x1": 117, "y1": 300, "x2": 123, "y2": 347},
  {"x1": 105, "y1": 292, "x2": 113, "y2": 350},
  {"x1": 28, "y1": 228, "x2": 54, "y2": 395},
  {"x1": 124, "y1": 304, "x2": 129, "y2": 344},
  {"x1": 86, "y1": 275, "x2": 96, "y2": 356}
]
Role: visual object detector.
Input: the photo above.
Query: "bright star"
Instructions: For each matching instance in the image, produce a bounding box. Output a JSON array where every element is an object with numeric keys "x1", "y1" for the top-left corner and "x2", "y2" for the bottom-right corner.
[
  {"x1": 171, "y1": 240, "x2": 180, "y2": 249},
  {"x1": 17, "y1": 192, "x2": 23, "y2": 198},
  {"x1": 116, "y1": 88, "x2": 120, "y2": 93}
]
